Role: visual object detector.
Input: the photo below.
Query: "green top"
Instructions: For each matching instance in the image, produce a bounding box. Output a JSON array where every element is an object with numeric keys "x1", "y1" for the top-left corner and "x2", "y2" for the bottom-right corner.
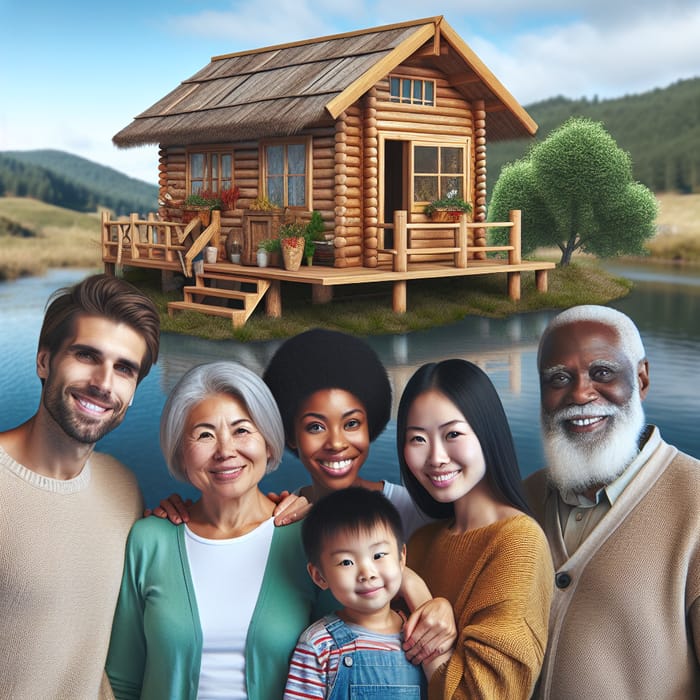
[{"x1": 106, "y1": 517, "x2": 334, "y2": 699}]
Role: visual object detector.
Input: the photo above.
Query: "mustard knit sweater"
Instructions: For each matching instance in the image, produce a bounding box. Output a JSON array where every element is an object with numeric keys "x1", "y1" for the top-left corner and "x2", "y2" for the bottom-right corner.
[{"x1": 409, "y1": 514, "x2": 553, "y2": 700}]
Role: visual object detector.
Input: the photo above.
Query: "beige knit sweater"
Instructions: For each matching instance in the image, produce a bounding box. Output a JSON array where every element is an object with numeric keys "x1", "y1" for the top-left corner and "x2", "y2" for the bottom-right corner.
[
  {"x1": 409, "y1": 514, "x2": 553, "y2": 699},
  {"x1": 525, "y1": 427, "x2": 700, "y2": 699},
  {"x1": 0, "y1": 446, "x2": 142, "y2": 699}
]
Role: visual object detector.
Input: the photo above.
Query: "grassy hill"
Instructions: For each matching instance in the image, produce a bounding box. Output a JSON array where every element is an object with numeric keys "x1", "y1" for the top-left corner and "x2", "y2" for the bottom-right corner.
[
  {"x1": 488, "y1": 77, "x2": 700, "y2": 196},
  {"x1": 0, "y1": 149, "x2": 158, "y2": 216},
  {"x1": 0, "y1": 197, "x2": 103, "y2": 280}
]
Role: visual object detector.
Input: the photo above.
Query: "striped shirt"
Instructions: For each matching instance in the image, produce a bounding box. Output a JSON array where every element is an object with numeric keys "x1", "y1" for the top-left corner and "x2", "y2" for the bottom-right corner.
[{"x1": 284, "y1": 613, "x2": 405, "y2": 699}]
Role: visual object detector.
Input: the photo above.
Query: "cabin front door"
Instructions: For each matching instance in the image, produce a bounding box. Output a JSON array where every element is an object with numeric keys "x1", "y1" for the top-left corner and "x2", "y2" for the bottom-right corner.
[{"x1": 383, "y1": 139, "x2": 408, "y2": 248}]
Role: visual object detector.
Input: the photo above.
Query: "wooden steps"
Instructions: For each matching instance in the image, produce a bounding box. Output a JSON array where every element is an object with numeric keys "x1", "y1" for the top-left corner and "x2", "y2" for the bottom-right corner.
[{"x1": 167, "y1": 272, "x2": 270, "y2": 327}]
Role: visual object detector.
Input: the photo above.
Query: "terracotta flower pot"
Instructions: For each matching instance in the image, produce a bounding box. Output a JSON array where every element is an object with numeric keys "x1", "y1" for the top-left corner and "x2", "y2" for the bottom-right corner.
[
  {"x1": 431, "y1": 209, "x2": 462, "y2": 222},
  {"x1": 281, "y1": 237, "x2": 305, "y2": 271}
]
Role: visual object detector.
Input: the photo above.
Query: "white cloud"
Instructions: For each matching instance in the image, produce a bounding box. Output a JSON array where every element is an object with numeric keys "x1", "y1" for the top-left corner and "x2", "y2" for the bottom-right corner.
[
  {"x1": 467, "y1": 6, "x2": 700, "y2": 103},
  {"x1": 4, "y1": 1, "x2": 698, "y2": 183}
]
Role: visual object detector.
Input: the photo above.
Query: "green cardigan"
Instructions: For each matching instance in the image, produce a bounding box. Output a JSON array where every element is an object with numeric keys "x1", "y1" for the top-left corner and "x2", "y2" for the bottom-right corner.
[{"x1": 106, "y1": 517, "x2": 334, "y2": 699}]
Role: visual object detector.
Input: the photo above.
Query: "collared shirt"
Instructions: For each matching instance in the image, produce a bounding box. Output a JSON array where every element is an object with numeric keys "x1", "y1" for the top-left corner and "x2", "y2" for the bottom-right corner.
[{"x1": 557, "y1": 426, "x2": 659, "y2": 555}]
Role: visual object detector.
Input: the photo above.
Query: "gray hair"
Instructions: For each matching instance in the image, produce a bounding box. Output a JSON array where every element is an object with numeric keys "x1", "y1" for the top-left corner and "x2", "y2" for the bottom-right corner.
[
  {"x1": 538, "y1": 305, "x2": 646, "y2": 370},
  {"x1": 160, "y1": 361, "x2": 285, "y2": 483}
]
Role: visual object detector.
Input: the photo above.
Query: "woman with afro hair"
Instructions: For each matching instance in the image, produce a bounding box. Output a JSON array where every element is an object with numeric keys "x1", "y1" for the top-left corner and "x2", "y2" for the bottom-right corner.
[{"x1": 262, "y1": 328, "x2": 432, "y2": 538}]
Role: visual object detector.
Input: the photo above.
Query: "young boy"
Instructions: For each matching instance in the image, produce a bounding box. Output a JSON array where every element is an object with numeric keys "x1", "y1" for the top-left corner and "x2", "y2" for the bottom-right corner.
[{"x1": 284, "y1": 487, "x2": 447, "y2": 699}]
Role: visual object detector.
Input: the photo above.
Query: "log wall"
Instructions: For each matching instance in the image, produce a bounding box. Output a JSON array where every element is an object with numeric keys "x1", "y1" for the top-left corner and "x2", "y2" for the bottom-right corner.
[
  {"x1": 156, "y1": 127, "x2": 337, "y2": 261},
  {"x1": 334, "y1": 106, "x2": 364, "y2": 268},
  {"x1": 369, "y1": 66, "x2": 482, "y2": 262},
  {"x1": 154, "y1": 63, "x2": 490, "y2": 270}
]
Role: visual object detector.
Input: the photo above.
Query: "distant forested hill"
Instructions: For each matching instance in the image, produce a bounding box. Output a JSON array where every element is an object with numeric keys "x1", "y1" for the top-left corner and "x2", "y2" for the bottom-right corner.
[
  {"x1": 0, "y1": 150, "x2": 158, "y2": 216},
  {"x1": 488, "y1": 77, "x2": 700, "y2": 196}
]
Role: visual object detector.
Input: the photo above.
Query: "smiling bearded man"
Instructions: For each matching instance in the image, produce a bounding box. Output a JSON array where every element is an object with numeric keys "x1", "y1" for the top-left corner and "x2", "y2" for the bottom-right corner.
[
  {"x1": 524, "y1": 304, "x2": 700, "y2": 700},
  {"x1": 0, "y1": 274, "x2": 160, "y2": 699}
]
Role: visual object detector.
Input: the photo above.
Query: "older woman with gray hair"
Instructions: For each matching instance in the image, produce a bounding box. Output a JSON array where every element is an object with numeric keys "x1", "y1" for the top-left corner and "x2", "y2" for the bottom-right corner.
[{"x1": 106, "y1": 361, "x2": 332, "y2": 700}]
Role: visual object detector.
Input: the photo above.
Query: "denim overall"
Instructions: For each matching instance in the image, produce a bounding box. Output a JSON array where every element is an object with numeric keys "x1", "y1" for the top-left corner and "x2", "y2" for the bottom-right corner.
[{"x1": 326, "y1": 616, "x2": 426, "y2": 699}]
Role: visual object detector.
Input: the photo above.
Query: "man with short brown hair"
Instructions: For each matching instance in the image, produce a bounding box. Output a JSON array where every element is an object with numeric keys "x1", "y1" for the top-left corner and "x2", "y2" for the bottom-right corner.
[
  {"x1": 526, "y1": 305, "x2": 700, "y2": 698},
  {"x1": 0, "y1": 274, "x2": 160, "y2": 698}
]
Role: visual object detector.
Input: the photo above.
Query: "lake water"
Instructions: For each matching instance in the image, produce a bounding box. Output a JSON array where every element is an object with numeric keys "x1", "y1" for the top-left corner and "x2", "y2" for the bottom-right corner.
[{"x1": 1, "y1": 264, "x2": 698, "y2": 508}]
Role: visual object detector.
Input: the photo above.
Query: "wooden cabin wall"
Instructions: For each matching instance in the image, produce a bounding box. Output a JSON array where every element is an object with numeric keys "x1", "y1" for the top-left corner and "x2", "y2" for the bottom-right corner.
[
  {"x1": 363, "y1": 88, "x2": 380, "y2": 268},
  {"x1": 334, "y1": 106, "x2": 364, "y2": 268},
  {"x1": 369, "y1": 66, "x2": 488, "y2": 261},
  {"x1": 156, "y1": 128, "x2": 338, "y2": 261}
]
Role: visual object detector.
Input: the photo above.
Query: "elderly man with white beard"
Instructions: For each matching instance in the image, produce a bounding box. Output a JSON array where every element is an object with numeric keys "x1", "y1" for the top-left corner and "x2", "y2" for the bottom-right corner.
[{"x1": 524, "y1": 304, "x2": 700, "y2": 700}]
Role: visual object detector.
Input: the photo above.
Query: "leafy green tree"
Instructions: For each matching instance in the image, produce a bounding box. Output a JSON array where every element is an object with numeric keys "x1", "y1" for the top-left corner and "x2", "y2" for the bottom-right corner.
[{"x1": 489, "y1": 117, "x2": 658, "y2": 265}]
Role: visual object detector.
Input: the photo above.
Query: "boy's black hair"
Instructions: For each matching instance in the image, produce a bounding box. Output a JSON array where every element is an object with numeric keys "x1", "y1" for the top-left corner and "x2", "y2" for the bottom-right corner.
[{"x1": 302, "y1": 487, "x2": 405, "y2": 567}]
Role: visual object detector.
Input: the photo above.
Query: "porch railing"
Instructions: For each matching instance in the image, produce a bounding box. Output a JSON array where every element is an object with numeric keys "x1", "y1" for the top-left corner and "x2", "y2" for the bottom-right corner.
[
  {"x1": 101, "y1": 210, "x2": 221, "y2": 276},
  {"x1": 377, "y1": 209, "x2": 522, "y2": 271}
]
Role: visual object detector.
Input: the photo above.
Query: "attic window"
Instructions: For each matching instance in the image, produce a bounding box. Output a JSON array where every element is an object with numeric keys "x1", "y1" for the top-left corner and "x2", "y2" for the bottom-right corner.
[{"x1": 389, "y1": 76, "x2": 435, "y2": 106}]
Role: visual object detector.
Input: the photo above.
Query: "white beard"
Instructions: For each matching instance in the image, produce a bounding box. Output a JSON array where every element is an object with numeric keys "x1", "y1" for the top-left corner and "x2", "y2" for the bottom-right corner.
[{"x1": 541, "y1": 395, "x2": 646, "y2": 494}]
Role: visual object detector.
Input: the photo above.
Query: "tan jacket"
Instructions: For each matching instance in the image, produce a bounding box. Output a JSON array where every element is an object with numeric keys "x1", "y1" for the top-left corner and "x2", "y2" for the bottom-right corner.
[{"x1": 525, "y1": 427, "x2": 700, "y2": 699}]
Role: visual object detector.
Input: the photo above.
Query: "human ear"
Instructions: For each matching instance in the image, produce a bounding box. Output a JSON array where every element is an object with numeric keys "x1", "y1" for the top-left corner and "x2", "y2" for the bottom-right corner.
[
  {"x1": 399, "y1": 543, "x2": 407, "y2": 570},
  {"x1": 637, "y1": 359, "x2": 650, "y2": 400},
  {"x1": 307, "y1": 562, "x2": 329, "y2": 590},
  {"x1": 36, "y1": 348, "x2": 51, "y2": 380}
]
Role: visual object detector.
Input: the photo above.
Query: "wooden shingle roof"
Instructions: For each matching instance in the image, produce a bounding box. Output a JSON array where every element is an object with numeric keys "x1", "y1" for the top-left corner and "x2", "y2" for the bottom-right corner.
[{"x1": 113, "y1": 16, "x2": 536, "y2": 148}]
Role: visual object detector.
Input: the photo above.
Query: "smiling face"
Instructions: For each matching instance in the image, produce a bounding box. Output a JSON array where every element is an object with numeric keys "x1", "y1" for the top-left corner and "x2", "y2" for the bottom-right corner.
[
  {"x1": 292, "y1": 388, "x2": 370, "y2": 497},
  {"x1": 37, "y1": 315, "x2": 146, "y2": 444},
  {"x1": 403, "y1": 389, "x2": 488, "y2": 507},
  {"x1": 181, "y1": 393, "x2": 270, "y2": 500},
  {"x1": 308, "y1": 522, "x2": 405, "y2": 627},
  {"x1": 539, "y1": 320, "x2": 648, "y2": 492}
]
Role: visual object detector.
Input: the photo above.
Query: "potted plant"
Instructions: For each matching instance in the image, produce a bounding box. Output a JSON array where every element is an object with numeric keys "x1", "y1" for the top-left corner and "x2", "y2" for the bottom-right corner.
[
  {"x1": 303, "y1": 211, "x2": 325, "y2": 266},
  {"x1": 220, "y1": 185, "x2": 241, "y2": 211},
  {"x1": 249, "y1": 194, "x2": 276, "y2": 211},
  {"x1": 258, "y1": 235, "x2": 281, "y2": 267},
  {"x1": 423, "y1": 194, "x2": 472, "y2": 222},
  {"x1": 277, "y1": 222, "x2": 306, "y2": 271},
  {"x1": 183, "y1": 190, "x2": 222, "y2": 226}
]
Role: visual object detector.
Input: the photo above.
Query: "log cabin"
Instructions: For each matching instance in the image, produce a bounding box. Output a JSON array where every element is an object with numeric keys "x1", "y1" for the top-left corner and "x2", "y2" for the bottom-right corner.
[{"x1": 107, "y1": 15, "x2": 553, "y2": 326}]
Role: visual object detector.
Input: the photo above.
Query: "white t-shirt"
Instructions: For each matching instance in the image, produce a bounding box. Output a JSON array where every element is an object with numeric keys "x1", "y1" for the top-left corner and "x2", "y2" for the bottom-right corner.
[
  {"x1": 184, "y1": 517, "x2": 275, "y2": 699},
  {"x1": 382, "y1": 480, "x2": 433, "y2": 538}
]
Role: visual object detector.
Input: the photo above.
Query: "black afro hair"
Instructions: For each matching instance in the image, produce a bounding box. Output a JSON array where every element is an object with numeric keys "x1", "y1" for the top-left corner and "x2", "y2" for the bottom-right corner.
[{"x1": 262, "y1": 328, "x2": 392, "y2": 445}]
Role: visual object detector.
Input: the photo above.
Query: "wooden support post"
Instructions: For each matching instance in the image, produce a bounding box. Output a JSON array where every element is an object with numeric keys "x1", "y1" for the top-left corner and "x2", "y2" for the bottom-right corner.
[
  {"x1": 394, "y1": 210, "x2": 407, "y2": 272},
  {"x1": 457, "y1": 214, "x2": 468, "y2": 268},
  {"x1": 393, "y1": 281, "x2": 407, "y2": 313},
  {"x1": 507, "y1": 271, "x2": 521, "y2": 301},
  {"x1": 536, "y1": 269, "x2": 549, "y2": 292},
  {"x1": 509, "y1": 209, "x2": 522, "y2": 264},
  {"x1": 101, "y1": 210, "x2": 110, "y2": 260},
  {"x1": 312, "y1": 285, "x2": 333, "y2": 304},
  {"x1": 128, "y1": 213, "x2": 140, "y2": 259},
  {"x1": 104, "y1": 262, "x2": 116, "y2": 276},
  {"x1": 211, "y1": 210, "x2": 221, "y2": 249},
  {"x1": 266, "y1": 280, "x2": 282, "y2": 318}
]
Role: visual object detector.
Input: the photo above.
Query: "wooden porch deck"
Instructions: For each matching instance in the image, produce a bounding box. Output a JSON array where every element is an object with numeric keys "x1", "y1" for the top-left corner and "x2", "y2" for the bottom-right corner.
[
  {"x1": 200, "y1": 257, "x2": 554, "y2": 316},
  {"x1": 102, "y1": 208, "x2": 554, "y2": 326}
]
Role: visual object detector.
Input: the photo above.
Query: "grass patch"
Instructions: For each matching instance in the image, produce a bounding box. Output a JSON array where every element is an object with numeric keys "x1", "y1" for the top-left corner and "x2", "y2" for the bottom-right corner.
[
  {"x1": 132, "y1": 262, "x2": 631, "y2": 341},
  {"x1": 0, "y1": 197, "x2": 103, "y2": 280}
]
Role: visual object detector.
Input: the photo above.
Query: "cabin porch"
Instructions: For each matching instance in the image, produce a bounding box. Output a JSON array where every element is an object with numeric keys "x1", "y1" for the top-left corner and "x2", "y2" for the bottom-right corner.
[{"x1": 101, "y1": 209, "x2": 555, "y2": 327}]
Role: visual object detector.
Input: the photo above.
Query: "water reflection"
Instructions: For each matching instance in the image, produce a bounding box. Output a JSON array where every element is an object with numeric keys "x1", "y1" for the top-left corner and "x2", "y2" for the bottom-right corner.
[{"x1": 1, "y1": 265, "x2": 698, "y2": 508}]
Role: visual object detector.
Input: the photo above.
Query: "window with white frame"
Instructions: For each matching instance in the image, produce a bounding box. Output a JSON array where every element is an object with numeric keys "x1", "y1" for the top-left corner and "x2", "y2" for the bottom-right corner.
[
  {"x1": 263, "y1": 140, "x2": 309, "y2": 208},
  {"x1": 389, "y1": 75, "x2": 435, "y2": 106}
]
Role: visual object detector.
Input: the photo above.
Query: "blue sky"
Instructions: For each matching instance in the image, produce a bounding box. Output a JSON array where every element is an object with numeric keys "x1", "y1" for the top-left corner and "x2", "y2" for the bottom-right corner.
[{"x1": 2, "y1": 0, "x2": 699, "y2": 184}]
